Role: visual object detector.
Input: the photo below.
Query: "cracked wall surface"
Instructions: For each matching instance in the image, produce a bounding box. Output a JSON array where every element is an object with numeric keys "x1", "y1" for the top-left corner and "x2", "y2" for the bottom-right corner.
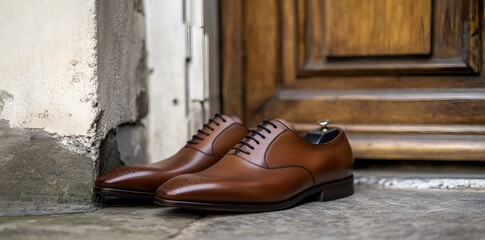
[
  {"x1": 0, "y1": 0, "x2": 148, "y2": 215},
  {"x1": 96, "y1": 0, "x2": 147, "y2": 141},
  {"x1": 95, "y1": 0, "x2": 148, "y2": 176}
]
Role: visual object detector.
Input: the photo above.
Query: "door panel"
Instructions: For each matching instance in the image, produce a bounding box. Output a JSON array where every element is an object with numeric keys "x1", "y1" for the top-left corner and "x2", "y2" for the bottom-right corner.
[
  {"x1": 287, "y1": 0, "x2": 480, "y2": 77},
  {"x1": 220, "y1": 0, "x2": 485, "y2": 161},
  {"x1": 325, "y1": 0, "x2": 432, "y2": 56}
]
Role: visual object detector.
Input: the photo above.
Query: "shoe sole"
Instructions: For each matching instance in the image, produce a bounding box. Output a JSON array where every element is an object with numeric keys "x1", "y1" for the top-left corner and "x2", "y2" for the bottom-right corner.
[
  {"x1": 93, "y1": 186, "x2": 155, "y2": 200},
  {"x1": 154, "y1": 175, "x2": 354, "y2": 212}
]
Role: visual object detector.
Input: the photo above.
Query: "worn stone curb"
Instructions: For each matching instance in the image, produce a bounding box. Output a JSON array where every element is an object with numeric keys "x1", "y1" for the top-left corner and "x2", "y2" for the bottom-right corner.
[{"x1": 355, "y1": 176, "x2": 485, "y2": 191}]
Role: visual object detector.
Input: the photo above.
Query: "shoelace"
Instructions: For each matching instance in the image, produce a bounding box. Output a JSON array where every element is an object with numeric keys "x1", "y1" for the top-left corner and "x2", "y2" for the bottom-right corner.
[
  {"x1": 187, "y1": 113, "x2": 227, "y2": 145},
  {"x1": 232, "y1": 119, "x2": 277, "y2": 155}
]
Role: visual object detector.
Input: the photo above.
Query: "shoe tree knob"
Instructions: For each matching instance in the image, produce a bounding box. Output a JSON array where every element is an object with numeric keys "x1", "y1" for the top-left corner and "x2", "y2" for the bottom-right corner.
[{"x1": 304, "y1": 119, "x2": 339, "y2": 145}]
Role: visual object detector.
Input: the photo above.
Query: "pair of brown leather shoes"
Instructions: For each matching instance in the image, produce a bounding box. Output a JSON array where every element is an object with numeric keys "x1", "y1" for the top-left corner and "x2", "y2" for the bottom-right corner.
[{"x1": 94, "y1": 114, "x2": 354, "y2": 212}]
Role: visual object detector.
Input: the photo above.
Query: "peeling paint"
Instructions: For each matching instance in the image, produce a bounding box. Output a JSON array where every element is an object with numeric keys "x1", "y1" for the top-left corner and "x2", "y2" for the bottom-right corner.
[{"x1": 0, "y1": 90, "x2": 14, "y2": 114}]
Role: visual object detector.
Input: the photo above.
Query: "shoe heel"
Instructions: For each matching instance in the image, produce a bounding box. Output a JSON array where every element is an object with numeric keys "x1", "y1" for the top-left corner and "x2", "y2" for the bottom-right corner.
[{"x1": 315, "y1": 175, "x2": 354, "y2": 202}]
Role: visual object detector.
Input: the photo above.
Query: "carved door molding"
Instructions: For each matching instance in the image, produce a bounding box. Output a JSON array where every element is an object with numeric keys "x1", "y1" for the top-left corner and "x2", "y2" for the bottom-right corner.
[{"x1": 221, "y1": 0, "x2": 485, "y2": 161}]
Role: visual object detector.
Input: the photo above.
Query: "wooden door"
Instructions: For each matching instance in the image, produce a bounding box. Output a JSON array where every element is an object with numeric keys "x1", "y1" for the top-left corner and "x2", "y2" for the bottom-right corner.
[{"x1": 220, "y1": 0, "x2": 485, "y2": 161}]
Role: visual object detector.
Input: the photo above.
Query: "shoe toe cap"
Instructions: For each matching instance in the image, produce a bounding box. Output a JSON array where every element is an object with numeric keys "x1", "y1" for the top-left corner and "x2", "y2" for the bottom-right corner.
[{"x1": 156, "y1": 174, "x2": 209, "y2": 200}]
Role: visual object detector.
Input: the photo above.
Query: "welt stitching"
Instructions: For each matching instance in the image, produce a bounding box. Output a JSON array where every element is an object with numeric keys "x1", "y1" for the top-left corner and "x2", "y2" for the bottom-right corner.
[{"x1": 229, "y1": 153, "x2": 316, "y2": 186}]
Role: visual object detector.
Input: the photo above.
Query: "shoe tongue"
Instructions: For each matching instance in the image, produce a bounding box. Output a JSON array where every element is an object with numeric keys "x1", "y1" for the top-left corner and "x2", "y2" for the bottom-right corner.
[{"x1": 273, "y1": 119, "x2": 296, "y2": 132}]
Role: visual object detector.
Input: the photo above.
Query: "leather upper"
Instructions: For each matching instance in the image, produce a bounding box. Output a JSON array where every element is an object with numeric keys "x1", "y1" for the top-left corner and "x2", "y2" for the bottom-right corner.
[
  {"x1": 156, "y1": 119, "x2": 354, "y2": 203},
  {"x1": 95, "y1": 115, "x2": 249, "y2": 193}
]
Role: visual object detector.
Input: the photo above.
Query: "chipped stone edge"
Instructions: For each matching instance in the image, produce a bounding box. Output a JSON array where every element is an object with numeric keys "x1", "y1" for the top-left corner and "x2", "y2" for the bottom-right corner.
[
  {"x1": 58, "y1": 136, "x2": 94, "y2": 155},
  {"x1": 355, "y1": 177, "x2": 485, "y2": 191}
]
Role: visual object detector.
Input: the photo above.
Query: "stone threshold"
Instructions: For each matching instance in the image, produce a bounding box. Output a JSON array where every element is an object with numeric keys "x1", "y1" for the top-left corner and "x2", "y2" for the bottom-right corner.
[{"x1": 355, "y1": 176, "x2": 485, "y2": 191}]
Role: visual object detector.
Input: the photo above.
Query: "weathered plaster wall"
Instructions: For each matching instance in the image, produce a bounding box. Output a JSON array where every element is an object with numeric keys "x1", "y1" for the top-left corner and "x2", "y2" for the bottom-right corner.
[
  {"x1": 0, "y1": 120, "x2": 94, "y2": 216},
  {"x1": 0, "y1": 0, "x2": 148, "y2": 215},
  {"x1": 96, "y1": 0, "x2": 147, "y2": 141},
  {"x1": 95, "y1": 0, "x2": 148, "y2": 172},
  {"x1": 143, "y1": 0, "x2": 221, "y2": 163},
  {"x1": 144, "y1": 0, "x2": 189, "y2": 161},
  {"x1": 0, "y1": 0, "x2": 98, "y2": 136},
  {"x1": 0, "y1": 0, "x2": 99, "y2": 216}
]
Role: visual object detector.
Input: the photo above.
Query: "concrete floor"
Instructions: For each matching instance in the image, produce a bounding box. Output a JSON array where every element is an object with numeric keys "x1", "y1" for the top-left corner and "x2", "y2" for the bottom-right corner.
[{"x1": 1, "y1": 186, "x2": 484, "y2": 240}]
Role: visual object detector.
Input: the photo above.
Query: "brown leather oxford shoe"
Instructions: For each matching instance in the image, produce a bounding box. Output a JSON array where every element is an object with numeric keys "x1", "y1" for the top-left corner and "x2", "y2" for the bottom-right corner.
[
  {"x1": 155, "y1": 119, "x2": 354, "y2": 212},
  {"x1": 94, "y1": 114, "x2": 249, "y2": 199}
]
